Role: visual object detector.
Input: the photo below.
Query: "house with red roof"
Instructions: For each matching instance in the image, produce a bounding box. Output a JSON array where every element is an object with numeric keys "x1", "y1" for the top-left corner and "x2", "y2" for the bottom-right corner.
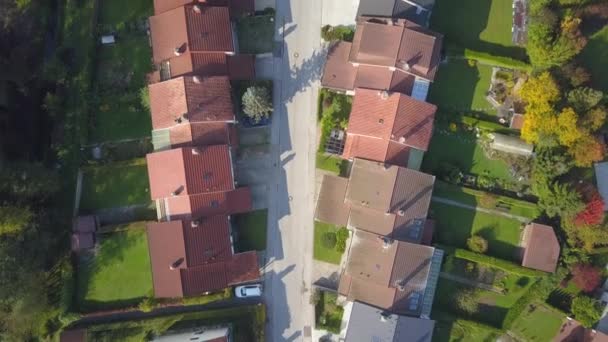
[{"x1": 342, "y1": 88, "x2": 437, "y2": 169}]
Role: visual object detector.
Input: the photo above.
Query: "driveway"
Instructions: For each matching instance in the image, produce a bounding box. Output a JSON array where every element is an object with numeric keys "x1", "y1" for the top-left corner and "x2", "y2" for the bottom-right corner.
[{"x1": 235, "y1": 144, "x2": 272, "y2": 210}]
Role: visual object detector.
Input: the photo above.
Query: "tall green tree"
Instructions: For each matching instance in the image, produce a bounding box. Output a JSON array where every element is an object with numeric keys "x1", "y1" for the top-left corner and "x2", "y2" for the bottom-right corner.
[
  {"x1": 537, "y1": 182, "x2": 584, "y2": 218},
  {"x1": 572, "y1": 295, "x2": 602, "y2": 328},
  {"x1": 242, "y1": 86, "x2": 273, "y2": 123}
]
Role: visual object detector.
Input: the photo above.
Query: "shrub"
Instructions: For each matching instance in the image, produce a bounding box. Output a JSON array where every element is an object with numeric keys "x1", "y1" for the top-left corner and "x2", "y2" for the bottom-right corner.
[
  {"x1": 455, "y1": 288, "x2": 480, "y2": 315},
  {"x1": 138, "y1": 297, "x2": 157, "y2": 313},
  {"x1": 139, "y1": 87, "x2": 150, "y2": 111},
  {"x1": 322, "y1": 232, "x2": 337, "y2": 249},
  {"x1": 571, "y1": 263, "x2": 602, "y2": 293},
  {"x1": 478, "y1": 193, "x2": 499, "y2": 209},
  {"x1": 572, "y1": 295, "x2": 602, "y2": 328},
  {"x1": 439, "y1": 162, "x2": 463, "y2": 184},
  {"x1": 575, "y1": 193, "x2": 605, "y2": 227},
  {"x1": 455, "y1": 249, "x2": 544, "y2": 277},
  {"x1": 242, "y1": 86, "x2": 273, "y2": 123},
  {"x1": 321, "y1": 25, "x2": 355, "y2": 42},
  {"x1": 467, "y1": 235, "x2": 489, "y2": 254},
  {"x1": 459, "y1": 49, "x2": 532, "y2": 71},
  {"x1": 335, "y1": 228, "x2": 349, "y2": 253}
]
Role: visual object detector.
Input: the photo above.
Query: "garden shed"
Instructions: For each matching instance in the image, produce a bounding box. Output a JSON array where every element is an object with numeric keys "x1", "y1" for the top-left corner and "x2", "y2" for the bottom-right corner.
[{"x1": 489, "y1": 133, "x2": 533, "y2": 157}]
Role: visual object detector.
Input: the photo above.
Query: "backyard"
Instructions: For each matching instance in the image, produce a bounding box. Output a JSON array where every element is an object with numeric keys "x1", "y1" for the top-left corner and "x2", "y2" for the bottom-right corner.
[
  {"x1": 76, "y1": 223, "x2": 152, "y2": 312},
  {"x1": 79, "y1": 159, "x2": 151, "y2": 212},
  {"x1": 314, "y1": 290, "x2": 344, "y2": 334},
  {"x1": 316, "y1": 153, "x2": 349, "y2": 175},
  {"x1": 430, "y1": 0, "x2": 526, "y2": 60},
  {"x1": 90, "y1": 0, "x2": 153, "y2": 143},
  {"x1": 234, "y1": 209, "x2": 268, "y2": 252},
  {"x1": 510, "y1": 302, "x2": 564, "y2": 341},
  {"x1": 236, "y1": 15, "x2": 275, "y2": 54},
  {"x1": 428, "y1": 60, "x2": 496, "y2": 116},
  {"x1": 431, "y1": 202, "x2": 523, "y2": 260},
  {"x1": 313, "y1": 221, "x2": 346, "y2": 265},
  {"x1": 432, "y1": 311, "x2": 501, "y2": 342},
  {"x1": 580, "y1": 26, "x2": 608, "y2": 92}
]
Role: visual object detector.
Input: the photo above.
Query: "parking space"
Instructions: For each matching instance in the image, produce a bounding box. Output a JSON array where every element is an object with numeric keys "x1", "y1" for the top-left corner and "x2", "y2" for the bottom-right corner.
[{"x1": 235, "y1": 143, "x2": 273, "y2": 209}]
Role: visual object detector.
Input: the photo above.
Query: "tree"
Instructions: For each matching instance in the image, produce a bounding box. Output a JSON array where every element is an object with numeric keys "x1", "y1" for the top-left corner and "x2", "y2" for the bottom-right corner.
[
  {"x1": 571, "y1": 295, "x2": 602, "y2": 328},
  {"x1": 467, "y1": 235, "x2": 489, "y2": 254},
  {"x1": 532, "y1": 148, "x2": 572, "y2": 185},
  {"x1": 582, "y1": 107, "x2": 607, "y2": 131},
  {"x1": 527, "y1": 12, "x2": 587, "y2": 68},
  {"x1": 537, "y1": 182, "x2": 584, "y2": 218},
  {"x1": 575, "y1": 193, "x2": 605, "y2": 227},
  {"x1": 242, "y1": 86, "x2": 273, "y2": 123},
  {"x1": 556, "y1": 107, "x2": 586, "y2": 147},
  {"x1": 562, "y1": 63, "x2": 591, "y2": 87},
  {"x1": 0, "y1": 162, "x2": 60, "y2": 200},
  {"x1": 520, "y1": 72, "x2": 561, "y2": 144},
  {"x1": 569, "y1": 135, "x2": 605, "y2": 167},
  {"x1": 567, "y1": 87, "x2": 604, "y2": 112},
  {"x1": 0, "y1": 205, "x2": 33, "y2": 235},
  {"x1": 572, "y1": 263, "x2": 602, "y2": 293},
  {"x1": 455, "y1": 288, "x2": 479, "y2": 315}
]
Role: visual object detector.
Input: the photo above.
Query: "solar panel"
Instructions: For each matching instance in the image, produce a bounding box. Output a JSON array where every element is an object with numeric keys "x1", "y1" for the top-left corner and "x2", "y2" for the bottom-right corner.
[{"x1": 411, "y1": 78, "x2": 430, "y2": 101}]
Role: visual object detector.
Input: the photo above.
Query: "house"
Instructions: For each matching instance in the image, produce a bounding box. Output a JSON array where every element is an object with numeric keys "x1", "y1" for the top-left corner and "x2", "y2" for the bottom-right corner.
[
  {"x1": 338, "y1": 229, "x2": 443, "y2": 316},
  {"x1": 149, "y1": 4, "x2": 254, "y2": 83},
  {"x1": 489, "y1": 133, "x2": 534, "y2": 157},
  {"x1": 510, "y1": 112, "x2": 525, "y2": 130},
  {"x1": 521, "y1": 223, "x2": 560, "y2": 273},
  {"x1": 152, "y1": 326, "x2": 231, "y2": 342},
  {"x1": 554, "y1": 318, "x2": 608, "y2": 342},
  {"x1": 71, "y1": 216, "x2": 97, "y2": 252},
  {"x1": 315, "y1": 158, "x2": 436, "y2": 244},
  {"x1": 146, "y1": 145, "x2": 252, "y2": 220},
  {"x1": 147, "y1": 218, "x2": 259, "y2": 298},
  {"x1": 344, "y1": 301, "x2": 435, "y2": 341},
  {"x1": 321, "y1": 17, "x2": 443, "y2": 100},
  {"x1": 153, "y1": 0, "x2": 254, "y2": 18},
  {"x1": 595, "y1": 162, "x2": 608, "y2": 211},
  {"x1": 342, "y1": 88, "x2": 436, "y2": 169},
  {"x1": 356, "y1": 0, "x2": 436, "y2": 27},
  {"x1": 148, "y1": 76, "x2": 238, "y2": 150}
]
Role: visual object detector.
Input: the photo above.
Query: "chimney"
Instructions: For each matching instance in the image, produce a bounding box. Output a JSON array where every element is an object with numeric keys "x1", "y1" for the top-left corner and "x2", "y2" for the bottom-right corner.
[
  {"x1": 192, "y1": 148, "x2": 200, "y2": 155},
  {"x1": 169, "y1": 258, "x2": 184, "y2": 270},
  {"x1": 174, "y1": 47, "x2": 183, "y2": 56},
  {"x1": 398, "y1": 136, "x2": 406, "y2": 143},
  {"x1": 382, "y1": 237, "x2": 393, "y2": 249},
  {"x1": 397, "y1": 209, "x2": 405, "y2": 217},
  {"x1": 192, "y1": 75, "x2": 202, "y2": 84},
  {"x1": 378, "y1": 118, "x2": 384, "y2": 124},
  {"x1": 191, "y1": 220, "x2": 200, "y2": 228},
  {"x1": 192, "y1": 4, "x2": 202, "y2": 13},
  {"x1": 171, "y1": 186, "x2": 183, "y2": 196},
  {"x1": 380, "y1": 312, "x2": 391, "y2": 322},
  {"x1": 378, "y1": 90, "x2": 389, "y2": 99}
]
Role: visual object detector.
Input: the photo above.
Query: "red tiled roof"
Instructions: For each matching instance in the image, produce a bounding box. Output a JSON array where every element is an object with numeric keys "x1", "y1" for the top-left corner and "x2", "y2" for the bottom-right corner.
[
  {"x1": 146, "y1": 145, "x2": 234, "y2": 200},
  {"x1": 321, "y1": 42, "x2": 357, "y2": 91},
  {"x1": 522, "y1": 223, "x2": 560, "y2": 273},
  {"x1": 161, "y1": 52, "x2": 255, "y2": 82},
  {"x1": 510, "y1": 113, "x2": 525, "y2": 130},
  {"x1": 147, "y1": 221, "x2": 187, "y2": 298},
  {"x1": 150, "y1": 5, "x2": 234, "y2": 64},
  {"x1": 165, "y1": 187, "x2": 252, "y2": 220},
  {"x1": 227, "y1": 55, "x2": 256, "y2": 80},
  {"x1": 183, "y1": 216, "x2": 232, "y2": 266},
  {"x1": 343, "y1": 88, "x2": 436, "y2": 163},
  {"x1": 169, "y1": 122, "x2": 233, "y2": 148},
  {"x1": 228, "y1": 251, "x2": 260, "y2": 284},
  {"x1": 154, "y1": 0, "x2": 254, "y2": 17},
  {"x1": 149, "y1": 76, "x2": 235, "y2": 130}
]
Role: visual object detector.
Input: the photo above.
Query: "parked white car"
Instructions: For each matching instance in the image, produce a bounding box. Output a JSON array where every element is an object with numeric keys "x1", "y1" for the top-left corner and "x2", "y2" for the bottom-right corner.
[{"x1": 235, "y1": 284, "x2": 262, "y2": 298}]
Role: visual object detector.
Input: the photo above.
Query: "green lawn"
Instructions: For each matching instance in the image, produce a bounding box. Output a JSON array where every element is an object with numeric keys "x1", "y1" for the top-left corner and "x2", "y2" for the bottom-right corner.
[
  {"x1": 511, "y1": 302, "x2": 564, "y2": 342},
  {"x1": 80, "y1": 159, "x2": 151, "y2": 211},
  {"x1": 432, "y1": 311, "x2": 500, "y2": 342},
  {"x1": 315, "y1": 291, "x2": 344, "y2": 334},
  {"x1": 314, "y1": 221, "x2": 345, "y2": 265},
  {"x1": 100, "y1": 0, "x2": 152, "y2": 27},
  {"x1": 430, "y1": 0, "x2": 526, "y2": 59},
  {"x1": 316, "y1": 153, "x2": 349, "y2": 175},
  {"x1": 234, "y1": 209, "x2": 268, "y2": 252},
  {"x1": 422, "y1": 130, "x2": 513, "y2": 182},
  {"x1": 236, "y1": 15, "x2": 275, "y2": 54},
  {"x1": 431, "y1": 202, "x2": 522, "y2": 260},
  {"x1": 76, "y1": 224, "x2": 152, "y2": 311},
  {"x1": 580, "y1": 26, "x2": 608, "y2": 92},
  {"x1": 429, "y1": 60, "x2": 495, "y2": 115}
]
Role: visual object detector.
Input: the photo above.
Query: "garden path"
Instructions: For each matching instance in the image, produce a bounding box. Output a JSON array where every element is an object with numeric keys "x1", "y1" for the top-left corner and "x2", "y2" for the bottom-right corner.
[
  {"x1": 432, "y1": 196, "x2": 530, "y2": 223},
  {"x1": 439, "y1": 272, "x2": 502, "y2": 293}
]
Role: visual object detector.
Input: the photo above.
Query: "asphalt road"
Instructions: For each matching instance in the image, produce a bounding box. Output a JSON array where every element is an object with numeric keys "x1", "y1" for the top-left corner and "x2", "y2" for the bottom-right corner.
[{"x1": 263, "y1": 0, "x2": 324, "y2": 340}]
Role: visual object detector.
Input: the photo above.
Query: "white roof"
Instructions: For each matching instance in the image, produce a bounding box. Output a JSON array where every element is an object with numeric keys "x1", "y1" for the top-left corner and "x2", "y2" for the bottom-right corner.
[{"x1": 595, "y1": 162, "x2": 608, "y2": 212}]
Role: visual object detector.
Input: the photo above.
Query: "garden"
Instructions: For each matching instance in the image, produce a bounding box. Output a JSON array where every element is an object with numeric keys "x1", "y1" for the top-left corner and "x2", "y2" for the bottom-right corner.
[
  {"x1": 432, "y1": 311, "x2": 501, "y2": 342},
  {"x1": 236, "y1": 13, "x2": 276, "y2": 54},
  {"x1": 75, "y1": 223, "x2": 152, "y2": 312},
  {"x1": 316, "y1": 89, "x2": 352, "y2": 172},
  {"x1": 233, "y1": 209, "x2": 268, "y2": 252},
  {"x1": 79, "y1": 158, "x2": 151, "y2": 212},
  {"x1": 313, "y1": 290, "x2": 344, "y2": 334},
  {"x1": 580, "y1": 26, "x2": 608, "y2": 92},
  {"x1": 313, "y1": 221, "x2": 349, "y2": 265},
  {"x1": 89, "y1": 0, "x2": 153, "y2": 143},
  {"x1": 510, "y1": 302, "x2": 564, "y2": 341}
]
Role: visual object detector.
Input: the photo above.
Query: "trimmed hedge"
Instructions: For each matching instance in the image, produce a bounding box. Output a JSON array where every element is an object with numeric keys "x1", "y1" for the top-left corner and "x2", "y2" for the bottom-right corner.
[
  {"x1": 445, "y1": 47, "x2": 533, "y2": 71},
  {"x1": 455, "y1": 249, "x2": 545, "y2": 277}
]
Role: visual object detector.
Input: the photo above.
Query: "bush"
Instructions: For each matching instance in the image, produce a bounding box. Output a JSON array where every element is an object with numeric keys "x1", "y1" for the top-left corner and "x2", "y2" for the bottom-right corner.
[
  {"x1": 449, "y1": 49, "x2": 533, "y2": 71},
  {"x1": 439, "y1": 162, "x2": 463, "y2": 184},
  {"x1": 572, "y1": 295, "x2": 602, "y2": 328},
  {"x1": 478, "y1": 193, "x2": 499, "y2": 208},
  {"x1": 138, "y1": 297, "x2": 157, "y2": 313},
  {"x1": 455, "y1": 249, "x2": 544, "y2": 277},
  {"x1": 335, "y1": 227, "x2": 349, "y2": 253},
  {"x1": 321, "y1": 25, "x2": 355, "y2": 42},
  {"x1": 467, "y1": 235, "x2": 489, "y2": 254},
  {"x1": 322, "y1": 232, "x2": 337, "y2": 249},
  {"x1": 455, "y1": 288, "x2": 480, "y2": 315},
  {"x1": 571, "y1": 263, "x2": 602, "y2": 293}
]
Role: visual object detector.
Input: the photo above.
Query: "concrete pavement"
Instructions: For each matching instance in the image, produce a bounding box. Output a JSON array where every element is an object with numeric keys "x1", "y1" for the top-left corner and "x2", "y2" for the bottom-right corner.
[{"x1": 263, "y1": 0, "x2": 325, "y2": 340}]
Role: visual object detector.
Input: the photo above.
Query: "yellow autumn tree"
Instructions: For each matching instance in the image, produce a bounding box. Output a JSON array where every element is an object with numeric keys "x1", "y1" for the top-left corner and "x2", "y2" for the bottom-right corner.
[
  {"x1": 519, "y1": 72, "x2": 561, "y2": 144},
  {"x1": 557, "y1": 107, "x2": 587, "y2": 147}
]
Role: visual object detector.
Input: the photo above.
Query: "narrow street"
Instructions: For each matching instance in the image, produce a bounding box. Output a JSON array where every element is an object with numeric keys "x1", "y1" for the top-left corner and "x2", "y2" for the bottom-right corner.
[{"x1": 263, "y1": 0, "x2": 324, "y2": 340}]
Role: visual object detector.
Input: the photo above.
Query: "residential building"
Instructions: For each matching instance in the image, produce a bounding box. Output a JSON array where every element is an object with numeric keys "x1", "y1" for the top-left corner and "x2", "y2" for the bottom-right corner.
[
  {"x1": 152, "y1": 326, "x2": 232, "y2": 342},
  {"x1": 554, "y1": 318, "x2": 608, "y2": 342},
  {"x1": 321, "y1": 17, "x2": 443, "y2": 100},
  {"x1": 149, "y1": 4, "x2": 254, "y2": 82},
  {"x1": 153, "y1": 0, "x2": 254, "y2": 18},
  {"x1": 342, "y1": 88, "x2": 436, "y2": 169},
  {"x1": 315, "y1": 158, "x2": 436, "y2": 244},
  {"x1": 147, "y1": 218, "x2": 259, "y2": 298},
  {"x1": 338, "y1": 229, "x2": 443, "y2": 317},
  {"x1": 146, "y1": 145, "x2": 252, "y2": 221},
  {"x1": 148, "y1": 75, "x2": 238, "y2": 150},
  {"x1": 521, "y1": 223, "x2": 560, "y2": 273},
  {"x1": 356, "y1": 0, "x2": 436, "y2": 27},
  {"x1": 344, "y1": 301, "x2": 435, "y2": 341}
]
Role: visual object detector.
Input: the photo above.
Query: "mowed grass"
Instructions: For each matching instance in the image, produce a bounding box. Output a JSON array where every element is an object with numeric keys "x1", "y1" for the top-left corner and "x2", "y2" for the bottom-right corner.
[
  {"x1": 511, "y1": 302, "x2": 564, "y2": 342},
  {"x1": 234, "y1": 209, "x2": 268, "y2": 252},
  {"x1": 431, "y1": 0, "x2": 526, "y2": 59},
  {"x1": 422, "y1": 130, "x2": 512, "y2": 181},
  {"x1": 428, "y1": 61, "x2": 495, "y2": 115},
  {"x1": 314, "y1": 221, "x2": 344, "y2": 265},
  {"x1": 432, "y1": 311, "x2": 500, "y2": 342},
  {"x1": 80, "y1": 159, "x2": 150, "y2": 211},
  {"x1": 236, "y1": 15, "x2": 275, "y2": 54},
  {"x1": 580, "y1": 26, "x2": 608, "y2": 92},
  {"x1": 100, "y1": 0, "x2": 152, "y2": 27},
  {"x1": 76, "y1": 224, "x2": 152, "y2": 311},
  {"x1": 431, "y1": 202, "x2": 522, "y2": 260},
  {"x1": 316, "y1": 153, "x2": 349, "y2": 176}
]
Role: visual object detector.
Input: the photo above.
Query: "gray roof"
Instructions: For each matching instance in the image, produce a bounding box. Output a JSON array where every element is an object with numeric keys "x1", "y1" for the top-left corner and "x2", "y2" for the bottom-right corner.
[
  {"x1": 489, "y1": 133, "x2": 534, "y2": 156},
  {"x1": 345, "y1": 302, "x2": 435, "y2": 342},
  {"x1": 357, "y1": 0, "x2": 435, "y2": 26},
  {"x1": 596, "y1": 162, "x2": 608, "y2": 212}
]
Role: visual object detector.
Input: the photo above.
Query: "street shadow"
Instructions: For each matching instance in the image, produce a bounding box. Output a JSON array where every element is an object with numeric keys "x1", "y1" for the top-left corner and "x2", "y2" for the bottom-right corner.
[{"x1": 265, "y1": 264, "x2": 296, "y2": 340}]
